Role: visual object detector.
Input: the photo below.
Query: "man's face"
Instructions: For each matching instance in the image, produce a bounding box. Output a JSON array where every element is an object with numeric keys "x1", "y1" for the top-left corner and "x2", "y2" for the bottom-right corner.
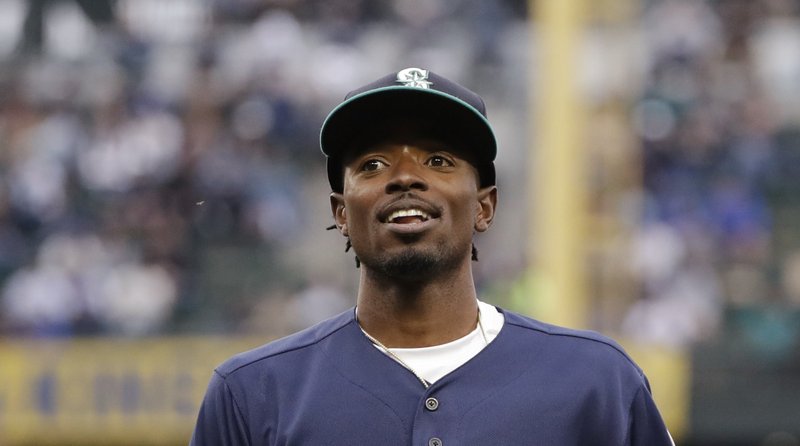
[{"x1": 330, "y1": 134, "x2": 496, "y2": 280}]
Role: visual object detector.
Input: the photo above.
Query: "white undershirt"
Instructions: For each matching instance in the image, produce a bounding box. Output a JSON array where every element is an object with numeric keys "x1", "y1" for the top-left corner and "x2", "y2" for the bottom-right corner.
[{"x1": 362, "y1": 300, "x2": 505, "y2": 384}]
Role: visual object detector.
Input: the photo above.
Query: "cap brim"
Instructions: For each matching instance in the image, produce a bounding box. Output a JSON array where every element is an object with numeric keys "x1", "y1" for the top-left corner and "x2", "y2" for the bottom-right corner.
[{"x1": 320, "y1": 86, "x2": 496, "y2": 192}]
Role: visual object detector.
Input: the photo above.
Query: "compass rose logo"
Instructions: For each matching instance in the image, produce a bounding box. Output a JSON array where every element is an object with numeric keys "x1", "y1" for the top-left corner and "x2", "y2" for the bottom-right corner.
[{"x1": 396, "y1": 68, "x2": 432, "y2": 89}]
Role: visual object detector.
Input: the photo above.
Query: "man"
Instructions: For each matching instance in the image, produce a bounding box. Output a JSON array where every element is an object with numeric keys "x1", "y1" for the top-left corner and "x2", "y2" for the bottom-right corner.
[{"x1": 190, "y1": 67, "x2": 674, "y2": 445}]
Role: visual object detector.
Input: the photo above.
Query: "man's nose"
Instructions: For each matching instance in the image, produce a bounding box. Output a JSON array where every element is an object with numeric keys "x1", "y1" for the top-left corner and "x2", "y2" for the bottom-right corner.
[{"x1": 385, "y1": 156, "x2": 428, "y2": 193}]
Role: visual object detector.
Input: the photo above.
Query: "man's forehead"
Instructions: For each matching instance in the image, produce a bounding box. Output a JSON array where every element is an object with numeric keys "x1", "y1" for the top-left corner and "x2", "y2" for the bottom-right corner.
[{"x1": 342, "y1": 121, "x2": 477, "y2": 162}]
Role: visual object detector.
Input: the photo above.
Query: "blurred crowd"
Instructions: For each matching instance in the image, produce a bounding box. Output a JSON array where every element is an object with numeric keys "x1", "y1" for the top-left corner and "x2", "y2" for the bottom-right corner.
[
  {"x1": 622, "y1": 0, "x2": 800, "y2": 351},
  {"x1": 0, "y1": 0, "x2": 527, "y2": 336},
  {"x1": 0, "y1": 0, "x2": 798, "y2": 353}
]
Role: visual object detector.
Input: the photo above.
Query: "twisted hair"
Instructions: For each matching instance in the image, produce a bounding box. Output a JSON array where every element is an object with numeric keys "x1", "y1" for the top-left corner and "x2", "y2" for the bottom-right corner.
[{"x1": 345, "y1": 238, "x2": 361, "y2": 268}]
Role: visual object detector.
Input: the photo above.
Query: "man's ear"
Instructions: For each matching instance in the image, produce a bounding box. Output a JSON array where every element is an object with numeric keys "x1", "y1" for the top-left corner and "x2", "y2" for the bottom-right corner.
[
  {"x1": 330, "y1": 193, "x2": 348, "y2": 237},
  {"x1": 474, "y1": 186, "x2": 497, "y2": 233}
]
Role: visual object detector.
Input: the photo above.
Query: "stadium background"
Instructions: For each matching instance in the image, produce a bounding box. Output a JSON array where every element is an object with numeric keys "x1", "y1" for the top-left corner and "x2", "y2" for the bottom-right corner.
[{"x1": 0, "y1": 0, "x2": 798, "y2": 444}]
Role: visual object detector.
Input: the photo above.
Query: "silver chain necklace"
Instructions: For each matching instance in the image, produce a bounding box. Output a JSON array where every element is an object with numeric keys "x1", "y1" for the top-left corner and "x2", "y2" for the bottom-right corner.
[{"x1": 357, "y1": 306, "x2": 489, "y2": 389}]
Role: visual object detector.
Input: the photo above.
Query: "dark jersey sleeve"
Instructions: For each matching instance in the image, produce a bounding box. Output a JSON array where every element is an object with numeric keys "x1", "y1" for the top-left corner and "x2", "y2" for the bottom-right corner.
[
  {"x1": 627, "y1": 379, "x2": 675, "y2": 446},
  {"x1": 190, "y1": 371, "x2": 251, "y2": 446}
]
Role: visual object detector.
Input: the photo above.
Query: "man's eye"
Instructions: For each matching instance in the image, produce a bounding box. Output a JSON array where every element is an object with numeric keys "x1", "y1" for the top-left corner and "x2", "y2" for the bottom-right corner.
[
  {"x1": 427, "y1": 155, "x2": 454, "y2": 167},
  {"x1": 362, "y1": 159, "x2": 386, "y2": 171}
]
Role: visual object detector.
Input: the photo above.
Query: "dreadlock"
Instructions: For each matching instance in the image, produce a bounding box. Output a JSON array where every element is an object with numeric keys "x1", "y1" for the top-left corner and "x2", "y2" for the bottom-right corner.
[
  {"x1": 328, "y1": 224, "x2": 361, "y2": 267},
  {"x1": 345, "y1": 238, "x2": 361, "y2": 268}
]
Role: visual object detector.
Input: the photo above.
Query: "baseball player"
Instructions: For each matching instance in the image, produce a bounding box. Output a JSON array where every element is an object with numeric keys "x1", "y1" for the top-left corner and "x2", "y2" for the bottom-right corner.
[{"x1": 190, "y1": 67, "x2": 674, "y2": 445}]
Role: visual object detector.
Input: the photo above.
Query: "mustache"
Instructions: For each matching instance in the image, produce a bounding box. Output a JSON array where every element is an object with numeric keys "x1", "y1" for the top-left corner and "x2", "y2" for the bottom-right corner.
[{"x1": 377, "y1": 192, "x2": 443, "y2": 222}]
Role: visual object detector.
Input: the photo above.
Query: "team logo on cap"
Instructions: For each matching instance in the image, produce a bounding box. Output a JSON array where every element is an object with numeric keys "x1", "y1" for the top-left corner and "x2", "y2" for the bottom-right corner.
[{"x1": 396, "y1": 67, "x2": 432, "y2": 89}]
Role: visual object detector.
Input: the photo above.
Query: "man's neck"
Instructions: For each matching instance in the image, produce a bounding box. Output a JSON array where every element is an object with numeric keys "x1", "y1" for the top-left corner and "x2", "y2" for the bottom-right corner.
[{"x1": 355, "y1": 263, "x2": 480, "y2": 348}]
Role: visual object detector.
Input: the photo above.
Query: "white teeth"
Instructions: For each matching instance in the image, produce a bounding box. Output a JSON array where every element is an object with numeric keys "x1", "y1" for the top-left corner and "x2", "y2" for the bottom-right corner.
[{"x1": 387, "y1": 208, "x2": 430, "y2": 222}]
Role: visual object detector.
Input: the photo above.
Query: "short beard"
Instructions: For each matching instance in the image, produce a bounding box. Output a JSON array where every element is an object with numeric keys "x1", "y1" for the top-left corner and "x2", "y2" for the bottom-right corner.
[{"x1": 362, "y1": 243, "x2": 466, "y2": 282}]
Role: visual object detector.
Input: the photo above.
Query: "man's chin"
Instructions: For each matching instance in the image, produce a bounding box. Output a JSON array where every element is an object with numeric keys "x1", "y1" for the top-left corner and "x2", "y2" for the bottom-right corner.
[{"x1": 367, "y1": 248, "x2": 446, "y2": 280}]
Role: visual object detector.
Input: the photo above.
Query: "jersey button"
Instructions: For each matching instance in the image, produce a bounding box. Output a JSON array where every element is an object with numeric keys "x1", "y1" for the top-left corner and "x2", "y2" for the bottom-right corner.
[
  {"x1": 428, "y1": 437, "x2": 443, "y2": 446},
  {"x1": 425, "y1": 397, "x2": 439, "y2": 411}
]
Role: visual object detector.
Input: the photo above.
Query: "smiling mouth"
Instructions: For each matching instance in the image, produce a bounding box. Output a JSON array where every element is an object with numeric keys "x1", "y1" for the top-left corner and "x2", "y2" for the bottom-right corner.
[{"x1": 384, "y1": 208, "x2": 432, "y2": 224}]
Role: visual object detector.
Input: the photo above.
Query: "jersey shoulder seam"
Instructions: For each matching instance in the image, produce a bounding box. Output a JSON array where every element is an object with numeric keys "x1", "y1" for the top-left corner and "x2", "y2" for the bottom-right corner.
[
  {"x1": 502, "y1": 310, "x2": 644, "y2": 375},
  {"x1": 216, "y1": 311, "x2": 354, "y2": 377}
]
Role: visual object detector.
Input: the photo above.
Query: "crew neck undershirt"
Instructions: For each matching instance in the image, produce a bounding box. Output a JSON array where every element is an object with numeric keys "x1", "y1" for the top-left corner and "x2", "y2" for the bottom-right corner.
[{"x1": 360, "y1": 300, "x2": 505, "y2": 385}]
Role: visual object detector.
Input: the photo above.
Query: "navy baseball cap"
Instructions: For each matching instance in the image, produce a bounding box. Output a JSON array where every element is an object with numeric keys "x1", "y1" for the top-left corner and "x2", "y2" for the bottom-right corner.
[{"x1": 320, "y1": 67, "x2": 497, "y2": 193}]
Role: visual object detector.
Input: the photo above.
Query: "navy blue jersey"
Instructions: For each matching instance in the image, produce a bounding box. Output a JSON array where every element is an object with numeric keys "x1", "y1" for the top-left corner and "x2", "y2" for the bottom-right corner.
[{"x1": 191, "y1": 308, "x2": 673, "y2": 445}]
